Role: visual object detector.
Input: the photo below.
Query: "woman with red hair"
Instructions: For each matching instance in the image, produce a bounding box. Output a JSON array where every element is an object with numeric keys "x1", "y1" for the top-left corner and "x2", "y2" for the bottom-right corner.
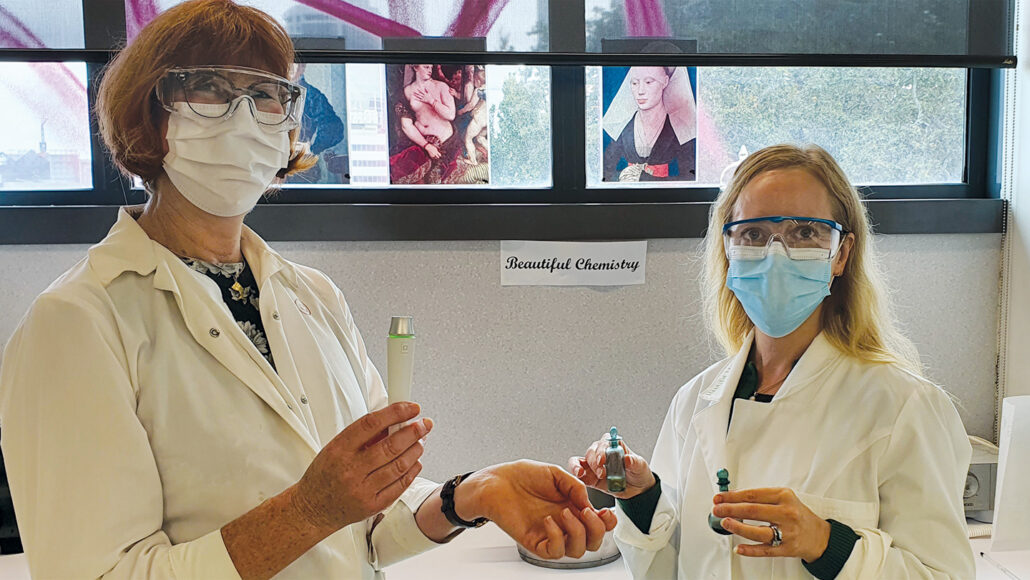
[{"x1": 0, "y1": 1, "x2": 615, "y2": 578}]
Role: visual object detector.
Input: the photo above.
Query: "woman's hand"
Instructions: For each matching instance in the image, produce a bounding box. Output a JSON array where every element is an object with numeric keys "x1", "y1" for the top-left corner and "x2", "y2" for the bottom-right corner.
[
  {"x1": 423, "y1": 143, "x2": 442, "y2": 159},
  {"x1": 712, "y1": 487, "x2": 831, "y2": 563},
  {"x1": 568, "y1": 435, "x2": 656, "y2": 500},
  {"x1": 411, "y1": 86, "x2": 434, "y2": 105},
  {"x1": 456, "y1": 460, "x2": 618, "y2": 560},
  {"x1": 289, "y1": 403, "x2": 431, "y2": 534}
]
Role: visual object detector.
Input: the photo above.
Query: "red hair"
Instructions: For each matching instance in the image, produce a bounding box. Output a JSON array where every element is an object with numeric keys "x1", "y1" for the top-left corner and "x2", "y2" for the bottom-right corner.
[{"x1": 96, "y1": 0, "x2": 315, "y2": 181}]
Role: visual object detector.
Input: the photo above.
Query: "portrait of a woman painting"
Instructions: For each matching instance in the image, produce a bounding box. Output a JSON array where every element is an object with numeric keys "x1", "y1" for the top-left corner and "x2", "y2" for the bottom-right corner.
[{"x1": 602, "y1": 66, "x2": 697, "y2": 183}]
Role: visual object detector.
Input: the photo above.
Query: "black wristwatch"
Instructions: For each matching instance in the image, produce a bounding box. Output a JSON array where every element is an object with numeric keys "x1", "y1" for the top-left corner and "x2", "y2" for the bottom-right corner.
[{"x1": 440, "y1": 471, "x2": 490, "y2": 528}]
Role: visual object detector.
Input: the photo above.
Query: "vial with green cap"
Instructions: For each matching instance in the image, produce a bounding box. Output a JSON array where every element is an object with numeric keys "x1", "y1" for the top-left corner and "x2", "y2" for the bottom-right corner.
[
  {"x1": 708, "y1": 468, "x2": 733, "y2": 535},
  {"x1": 605, "y1": 426, "x2": 627, "y2": 493}
]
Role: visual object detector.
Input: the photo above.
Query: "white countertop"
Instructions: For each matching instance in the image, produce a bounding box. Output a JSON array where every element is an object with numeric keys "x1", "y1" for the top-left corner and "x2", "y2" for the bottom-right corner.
[
  {"x1": 971, "y1": 537, "x2": 1030, "y2": 580},
  {"x1": 0, "y1": 525, "x2": 627, "y2": 580},
  {"x1": 388, "y1": 524, "x2": 627, "y2": 579},
  {"x1": 0, "y1": 525, "x2": 1026, "y2": 579},
  {"x1": 0, "y1": 553, "x2": 28, "y2": 580}
]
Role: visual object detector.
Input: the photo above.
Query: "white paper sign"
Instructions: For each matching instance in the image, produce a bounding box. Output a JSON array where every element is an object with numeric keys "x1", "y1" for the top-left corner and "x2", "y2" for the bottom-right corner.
[{"x1": 500, "y1": 241, "x2": 647, "y2": 286}]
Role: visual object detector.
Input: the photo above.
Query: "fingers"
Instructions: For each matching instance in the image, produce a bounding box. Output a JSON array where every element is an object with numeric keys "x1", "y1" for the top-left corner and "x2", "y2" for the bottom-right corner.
[
  {"x1": 736, "y1": 542, "x2": 786, "y2": 558},
  {"x1": 578, "y1": 506, "x2": 607, "y2": 552},
  {"x1": 585, "y1": 440, "x2": 608, "y2": 479},
  {"x1": 534, "y1": 515, "x2": 565, "y2": 560},
  {"x1": 715, "y1": 487, "x2": 790, "y2": 506},
  {"x1": 712, "y1": 502, "x2": 781, "y2": 524},
  {"x1": 719, "y1": 517, "x2": 777, "y2": 544},
  {"x1": 599, "y1": 507, "x2": 618, "y2": 530},
  {"x1": 624, "y1": 453, "x2": 651, "y2": 478},
  {"x1": 618, "y1": 439, "x2": 635, "y2": 456},
  {"x1": 560, "y1": 508, "x2": 587, "y2": 559},
  {"x1": 367, "y1": 418, "x2": 432, "y2": 470},
  {"x1": 553, "y1": 468, "x2": 593, "y2": 512},
  {"x1": 366, "y1": 437, "x2": 426, "y2": 490},
  {"x1": 374, "y1": 458, "x2": 424, "y2": 506},
  {"x1": 583, "y1": 442, "x2": 599, "y2": 473},
  {"x1": 350, "y1": 403, "x2": 421, "y2": 448},
  {"x1": 569, "y1": 457, "x2": 601, "y2": 487}
]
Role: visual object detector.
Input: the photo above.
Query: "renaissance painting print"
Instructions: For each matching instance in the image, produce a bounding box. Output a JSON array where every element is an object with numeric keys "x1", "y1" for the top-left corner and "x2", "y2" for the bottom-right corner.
[
  {"x1": 602, "y1": 66, "x2": 697, "y2": 183},
  {"x1": 387, "y1": 63, "x2": 489, "y2": 185}
]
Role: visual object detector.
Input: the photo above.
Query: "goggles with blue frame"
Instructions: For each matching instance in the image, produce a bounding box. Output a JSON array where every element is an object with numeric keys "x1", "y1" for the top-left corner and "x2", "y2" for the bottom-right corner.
[{"x1": 723, "y1": 216, "x2": 845, "y2": 261}]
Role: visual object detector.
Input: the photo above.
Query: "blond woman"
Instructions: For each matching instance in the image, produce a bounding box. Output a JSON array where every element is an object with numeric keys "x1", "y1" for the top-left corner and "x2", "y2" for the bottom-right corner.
[{"x1": 572, "y1": 144, "x2": 973, "y2": 579}]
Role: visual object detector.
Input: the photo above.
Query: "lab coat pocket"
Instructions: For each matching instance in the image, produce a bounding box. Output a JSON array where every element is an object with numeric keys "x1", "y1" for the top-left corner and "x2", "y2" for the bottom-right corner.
[{"x1": 795, "y1": 491, "x2": 879, "y2": 530}]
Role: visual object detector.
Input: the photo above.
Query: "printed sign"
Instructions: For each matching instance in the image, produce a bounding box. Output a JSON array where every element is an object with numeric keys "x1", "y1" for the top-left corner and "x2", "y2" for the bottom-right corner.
[{"x1": 501, "y1": 241, "x2": 647, "y2": 286}]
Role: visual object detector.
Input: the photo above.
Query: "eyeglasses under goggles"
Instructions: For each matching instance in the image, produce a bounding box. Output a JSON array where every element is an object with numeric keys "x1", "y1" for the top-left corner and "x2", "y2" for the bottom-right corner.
[
  {"x1": 723, "y1": 216, "x2": 846, "y2": 261},
  {"x1": 155, "y1": 66, "x2": 305, "y2": 132}
]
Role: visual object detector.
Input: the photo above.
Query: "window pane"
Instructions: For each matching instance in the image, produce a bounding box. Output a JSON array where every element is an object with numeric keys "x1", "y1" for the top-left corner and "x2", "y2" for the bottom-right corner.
[
  {"x1": 586, "y1": 67, "x2": 967, "y2": 187},
  {"x1": 130, "y1": 0, "x2": 548, "y2": 51},
  {"x1": 585, "y1": 0, "x2": 1012, "y2": 56},
  {"x1": 0, "y1": 0, "x2": 84, "y2": 48},
  {"x1": 285, "y1": 63, "x2": 350, "y2": 185},
  {"x1": 488, "y1": 65, "x2": 551, "y2": 188},
  {"x1": 343, "y1": 63, "x2": 388, "y2": 185},
  {"x1": 0, "y1": 62, "x2": 91, "y2": 191}
]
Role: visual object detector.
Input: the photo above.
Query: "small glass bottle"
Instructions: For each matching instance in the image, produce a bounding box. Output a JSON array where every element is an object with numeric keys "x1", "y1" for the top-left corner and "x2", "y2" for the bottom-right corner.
[
  {"x1": 605, "y1": 426, "x2": 627, "y2": 493},
  {"x1": 708, "y1": 468, "x2": 733, "y2": 535}
]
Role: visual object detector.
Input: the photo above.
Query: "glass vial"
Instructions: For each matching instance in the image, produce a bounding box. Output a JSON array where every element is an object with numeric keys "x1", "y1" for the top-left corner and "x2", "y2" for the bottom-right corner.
[
  {"x1": 708, "y1": 468, "x2": 733, "y2": 535},
  {"x1": 605, "y1": 426, "x2": 627, "y2": 493}
]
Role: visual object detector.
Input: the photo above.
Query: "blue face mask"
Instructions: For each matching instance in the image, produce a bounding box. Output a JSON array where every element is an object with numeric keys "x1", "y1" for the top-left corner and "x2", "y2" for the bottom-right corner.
[{"x1": 726, "y1": 245, "x2": 833, "y2": 338}]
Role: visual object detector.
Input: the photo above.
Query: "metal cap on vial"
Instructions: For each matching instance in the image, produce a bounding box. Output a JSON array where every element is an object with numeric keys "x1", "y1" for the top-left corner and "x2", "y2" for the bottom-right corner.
[{"x1": 389, "y1": 316, "x2": 415, "y2": 337}]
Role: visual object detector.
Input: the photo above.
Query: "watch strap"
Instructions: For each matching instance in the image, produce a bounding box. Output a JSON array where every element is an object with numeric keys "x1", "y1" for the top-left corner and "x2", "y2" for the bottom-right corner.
[{"x1": 441, "y1": 471, "x2": 490, "y2": 528}]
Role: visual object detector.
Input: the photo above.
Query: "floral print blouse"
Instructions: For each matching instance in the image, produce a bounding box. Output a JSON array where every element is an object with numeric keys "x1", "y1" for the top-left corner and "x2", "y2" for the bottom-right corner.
[{"x1": 182, "y1": 257, "x2": 276, "y2": 371}]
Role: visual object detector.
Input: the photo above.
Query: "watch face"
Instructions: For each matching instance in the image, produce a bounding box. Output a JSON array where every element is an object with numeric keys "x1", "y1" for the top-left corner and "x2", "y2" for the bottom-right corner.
[{"x1": 965, "y1": 473, "x2": 980, "y2": 499}]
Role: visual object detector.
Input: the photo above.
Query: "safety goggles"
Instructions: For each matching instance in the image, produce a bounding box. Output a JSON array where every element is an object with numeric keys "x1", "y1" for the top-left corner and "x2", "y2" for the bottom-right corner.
[
  {"x1": 723, "y1": 216, "x2": 845, "y2": 261},
  {"x1": 155, "y1": 66, "x2": 305, "y2": 131}
]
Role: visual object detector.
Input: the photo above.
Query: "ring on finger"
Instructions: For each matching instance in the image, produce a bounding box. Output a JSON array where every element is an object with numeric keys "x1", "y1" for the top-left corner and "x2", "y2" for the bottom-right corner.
[{"x1": 767, "y1": 524, "x2": 782, "y2": 547}]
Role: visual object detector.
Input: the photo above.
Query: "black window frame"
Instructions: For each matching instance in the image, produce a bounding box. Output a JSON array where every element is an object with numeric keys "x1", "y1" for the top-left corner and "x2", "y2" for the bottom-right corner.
[{"x1": 0, "y1": 0, "x2": 1011, "y2": 243}]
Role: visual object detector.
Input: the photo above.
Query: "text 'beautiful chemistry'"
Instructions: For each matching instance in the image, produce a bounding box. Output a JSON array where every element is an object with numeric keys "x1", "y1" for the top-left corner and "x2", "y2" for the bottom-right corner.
[{"x1": 504, "y1": 256, "x2": 641, "y2": 273}]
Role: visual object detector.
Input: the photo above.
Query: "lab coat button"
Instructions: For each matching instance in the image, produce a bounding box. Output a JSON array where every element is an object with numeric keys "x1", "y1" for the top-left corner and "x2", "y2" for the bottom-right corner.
[
  {"x1": 272, "y1": 311, "x2": 280, "y2": 320},
  {"x1": 209, "y1": 328, "x2": 220, "y2": 337},
  {"x1": 300, "y1": 395, "x2": 308, "y2": 404}
]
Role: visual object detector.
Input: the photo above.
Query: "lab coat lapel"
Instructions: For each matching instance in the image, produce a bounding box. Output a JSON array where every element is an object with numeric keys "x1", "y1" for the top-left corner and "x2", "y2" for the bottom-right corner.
[
  {"x1": 152, "y1": 256, "x2": 322, "y2": 454},
  {"x1": 768, "y1": 332, "x2": 839, "y2": 402},
  {"x1": 692, "y1": 333, "x2": 753, "y2": 489},
  {"x1": 242, "y1": 229, "x2": 370, "y2": 425}
]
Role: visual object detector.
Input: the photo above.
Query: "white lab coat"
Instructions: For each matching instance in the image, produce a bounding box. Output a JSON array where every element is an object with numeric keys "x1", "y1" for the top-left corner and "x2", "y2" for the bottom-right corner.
[
  {"x1": 0, "y1": 208, "x2": 440, "y2": 579},
  {"x1": 613, "y1": 331, "x2": 974, "y2": 579}
]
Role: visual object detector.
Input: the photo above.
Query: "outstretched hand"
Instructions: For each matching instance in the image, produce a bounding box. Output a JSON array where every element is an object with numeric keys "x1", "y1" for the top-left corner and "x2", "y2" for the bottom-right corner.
[
  {"x1": 460, "y1": 460, "x2": 617, "y2": 559},
  {"x1": 569, "y1": 435, "x2": 656, "y2": 500}
]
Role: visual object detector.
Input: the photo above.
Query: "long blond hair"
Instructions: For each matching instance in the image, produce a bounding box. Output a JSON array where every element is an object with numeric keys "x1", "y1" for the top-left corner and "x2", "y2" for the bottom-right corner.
[{"x1": 701, "y1": 144, "x2": 922, "y2": 373}]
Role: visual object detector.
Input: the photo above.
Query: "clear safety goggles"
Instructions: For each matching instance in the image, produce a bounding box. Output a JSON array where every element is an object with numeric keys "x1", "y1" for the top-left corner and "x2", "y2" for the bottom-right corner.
[
  {"x1": 723, "y1": 216, "x2": 845, "y2": 261},
  {"x1": 155, "y1": 66, "x2": 305, "y2": 131}
]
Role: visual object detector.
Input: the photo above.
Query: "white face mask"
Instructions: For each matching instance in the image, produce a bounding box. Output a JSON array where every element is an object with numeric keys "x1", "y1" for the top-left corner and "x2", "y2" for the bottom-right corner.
[{"x1": 162, "y1": 101, "x2": 291, "y2": 217}]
